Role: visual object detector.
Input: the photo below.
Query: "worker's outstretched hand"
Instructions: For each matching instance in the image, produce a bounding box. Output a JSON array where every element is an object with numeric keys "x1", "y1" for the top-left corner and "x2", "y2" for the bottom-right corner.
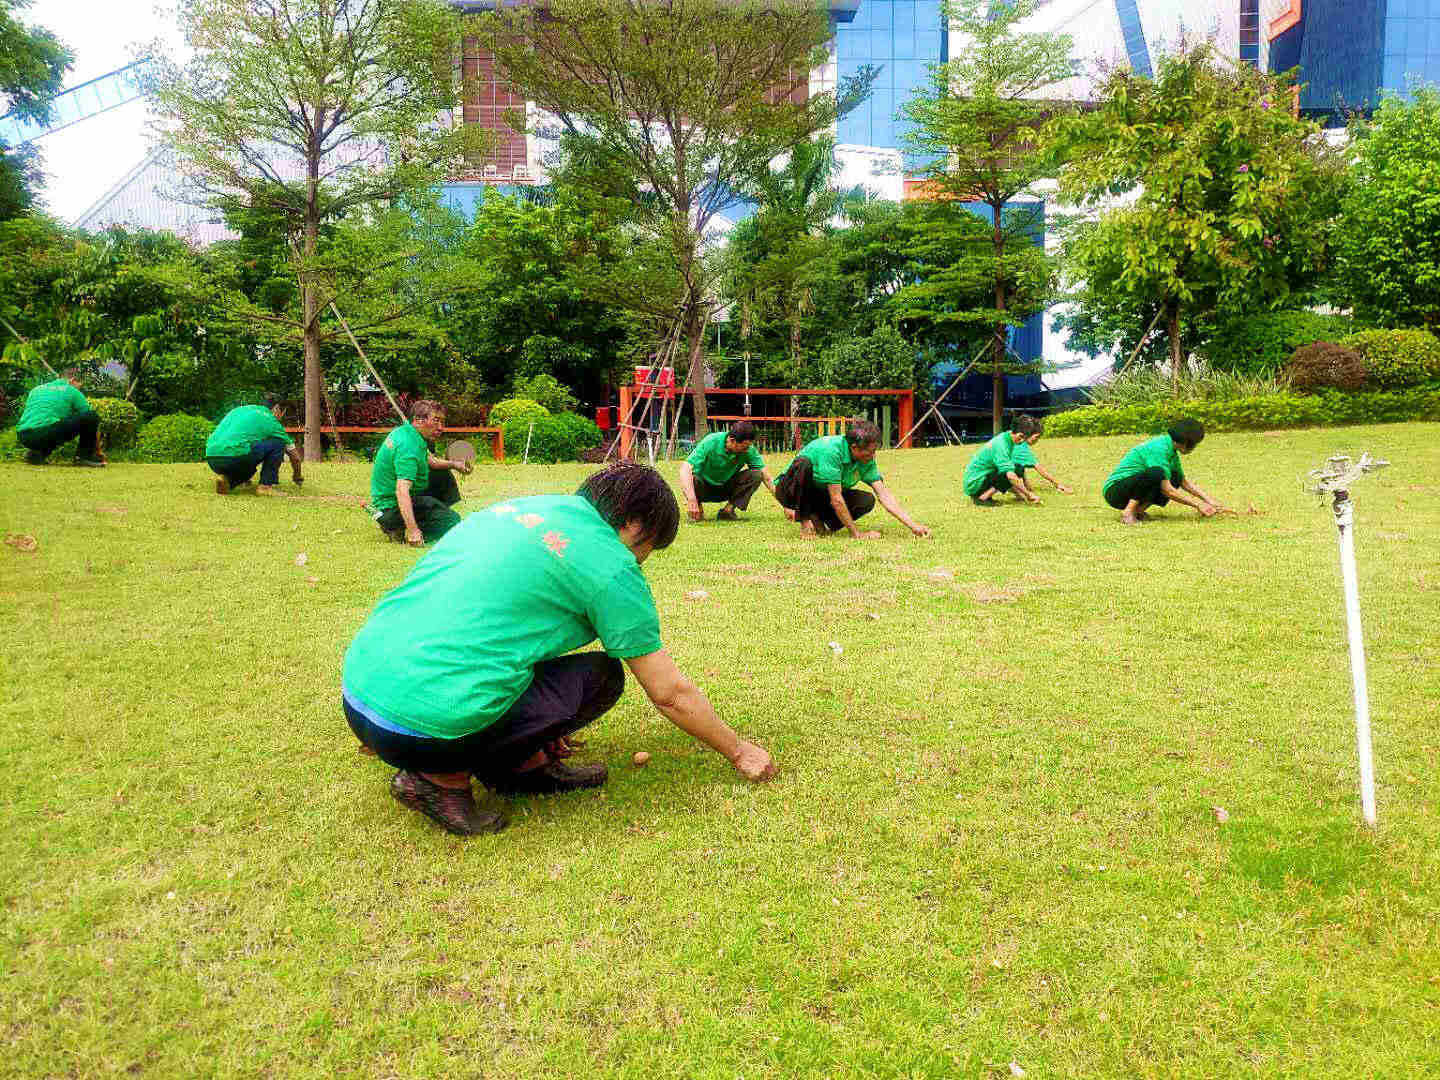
[{"x1": 730, "y1": 740, "x2": 777, "y2": 782}]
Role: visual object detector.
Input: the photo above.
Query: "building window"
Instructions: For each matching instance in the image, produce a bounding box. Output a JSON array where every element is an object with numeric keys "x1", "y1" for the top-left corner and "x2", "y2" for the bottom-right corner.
[{"x1": 1238, "y1": 0, "x2": 1260, "y2": 67}]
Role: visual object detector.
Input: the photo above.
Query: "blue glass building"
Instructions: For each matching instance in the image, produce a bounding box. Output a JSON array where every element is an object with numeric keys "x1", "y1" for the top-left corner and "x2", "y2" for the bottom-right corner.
[
  {"x1": 833, "y1": 0, "x2": 946, "y2": 150},
  {"x1": 1271, "y1": 0, "x2": 1440, "y2": 118}
]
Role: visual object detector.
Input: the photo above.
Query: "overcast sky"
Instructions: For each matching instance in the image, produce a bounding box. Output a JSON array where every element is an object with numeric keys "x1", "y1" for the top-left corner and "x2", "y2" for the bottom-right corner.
[{"x1": 26, "y1": 1, "x2": 185, "y2": 222}]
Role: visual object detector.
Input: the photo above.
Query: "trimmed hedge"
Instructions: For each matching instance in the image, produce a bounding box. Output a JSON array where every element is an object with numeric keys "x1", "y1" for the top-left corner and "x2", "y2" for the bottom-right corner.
[
  {"x1": 89, "y1": 396, "x2": 142, "y2": 449},
  {"x1": 1046, "y1": 386, "x2": 1440, "y2": 438},
  {"x1": 136, "y1": 413, "x2": 215, "y2": 463},
  {"x1": 1338, "y1": 329, "x2": 1440, "y2": 389}
]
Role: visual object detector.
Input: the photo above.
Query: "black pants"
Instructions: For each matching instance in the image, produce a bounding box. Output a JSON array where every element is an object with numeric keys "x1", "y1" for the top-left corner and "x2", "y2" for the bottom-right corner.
[
  {"x1": 1104, "y1": 467, "x2": 1170, "y2": 510},
  {"x1": 17, "y1": 411, "x2": 100, "y2": 461},
  {"x1": 374, "y1": 468, "x2": 463, "y2": 543},
  {"x1": 344, "y1": 653, "x2": 625, "y2": 784},
  {"x1": 695, "y1": 467, "x2": 764, "y2": 510},
  {"x1": 973, "y1": 464, "x2": 1027, "y2": 494},
  {"x1": 776, "y1": 455, "x2": 875, "y2": 531},
  {"x1": 206, "y1": 437, "x2": 288, "y2": 487}
]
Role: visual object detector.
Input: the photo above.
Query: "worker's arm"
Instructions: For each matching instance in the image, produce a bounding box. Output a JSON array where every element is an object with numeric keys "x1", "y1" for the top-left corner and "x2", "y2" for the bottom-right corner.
[
  {"x1": 395, "y1": 478, "x2": 423, "y2": 544},
  {"x1": 624, "y1": 650, "x2": 776, "y2": 781},
  {"x1": 678, "y1": 462, "x2": 702, "y2": 521},
  {"x1": 871, "y1": 480, "x2": 931, "y2": 537}
]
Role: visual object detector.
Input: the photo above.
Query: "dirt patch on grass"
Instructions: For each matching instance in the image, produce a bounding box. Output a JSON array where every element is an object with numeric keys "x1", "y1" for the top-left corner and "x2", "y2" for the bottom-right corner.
[
  {"x1": 959, "y1": 574, "x2": 1056, "y2": 605},
  {"x1": 308, "y1": 494, "x2": 368, "y2": 506}
]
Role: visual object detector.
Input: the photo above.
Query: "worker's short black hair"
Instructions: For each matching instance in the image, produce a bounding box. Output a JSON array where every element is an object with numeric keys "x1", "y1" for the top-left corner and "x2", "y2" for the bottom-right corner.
[
  {"x1": 727, "y1": 421, "x2": 757, "y2": 443},
  {"x1": 846, "y1": 419, "x2": 881, "y2": 449},
  {"x1": 1013, "y1": 415, "x2": 1044, "y2": 437},
  {"x1": 61, "y1": 366, "x2": 82, "y2": 382},
  {"x1": 1168, "y1": 418, "x2": 1205, "y2": 451},
  {"x1": 578, "y1": 461, "x2": 680, "y2": 550}
]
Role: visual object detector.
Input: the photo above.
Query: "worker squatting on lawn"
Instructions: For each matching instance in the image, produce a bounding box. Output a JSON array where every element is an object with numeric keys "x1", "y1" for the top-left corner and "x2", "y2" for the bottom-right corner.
[
  {"x1": 1102, "y1": 418, "x2": 1231, "y2": 525},
  {"x1": 677, "y1": 420, "x2": 789, "y2": 522},
  {"x1": 204, "y1": 398, "x2": 303, "y2": 496},
  {"x1": 775, "y1": 419, "x2": 932, "y2": 540},
  {"x1": 342, "y1": 461, "x2": 778, "y2": 835},
  {"x1": 368, "y1": 398, "x2": 473, "y2": 546},
  {"x1": 15, "y1": 368, "x2": 105, "y2": 467},
  {"x1": 963, "y1": 415, "x2": 1074, "y2": 506}
]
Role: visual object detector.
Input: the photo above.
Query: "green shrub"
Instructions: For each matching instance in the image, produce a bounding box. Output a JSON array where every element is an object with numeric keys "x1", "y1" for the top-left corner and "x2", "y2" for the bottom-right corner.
[
  {"x1": 88, "y1": 396, "x2": 142, "y2": 449},
  {"x1": 1283, "y1": 343, "x2": 1367, "y2": 393},
  {"x1": 1086, "y1": 365, "x2": 1284, "y2": 406},
  {"x1": 136, "y1": 413, "x2": 215, "y2": 463},
  {"x1": 501, "y1": 412, "x2": 601, "y2": 464},
  {"x1": 489, "y1": 398, "x2": 550, "y2": 425},
  {"x1": 1201, "y1": 310, "x2": 1358, "y2": 376},
  {"x1": 1339, "y1": 329, "x2": 1440, "y2": 389},
  {"x1": 1047, "y1": 386, "x2": 1440, "y2": 438},
  {"x1": 511, "y1": 374, "x2": 579, "y2": 415}
]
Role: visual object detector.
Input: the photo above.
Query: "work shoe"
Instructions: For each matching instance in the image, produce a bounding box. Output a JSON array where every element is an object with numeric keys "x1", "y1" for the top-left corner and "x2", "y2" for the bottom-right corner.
[
  {"x1": 716, "y1": 507, "x2": 739, "y2": 521},
  {"x1": 489, "y1": 760, "x2": 609, "y2": 796},
  {"x1": 74, "y1": 457, "x2": 106, "y2": 468},
  {"x1": 215, "y1": 476, "x2": 231, "y2": 495},
  {"x1": 390, "y1": 770, "x2": 507, "y2": 835},
  {"x1": 24, "y1": 450, "x2": 46, "y2": 465}
]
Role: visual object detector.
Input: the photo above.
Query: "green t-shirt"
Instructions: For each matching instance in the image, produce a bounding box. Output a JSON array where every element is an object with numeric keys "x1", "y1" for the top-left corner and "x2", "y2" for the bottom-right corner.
[
  {"x1": 204, "y1": 405, "x2": 293, "y2": 458},
  {"x1": 685, "y1": 431, "x2": 765, "y2": 487},
  {"x1": 369, "y1": 424, "x2": 431, "y2": 511},
  {"x1": 795, "y1": 434, "x2": 881, "y2": 489},
  {"x1": 962, "y1": 431, "x2": 1021, "y2": 496},
  {"x1": 16, "y1": 379, "x2": 92, "y2": 433},
  {"x1": 1011, "y1": 441, "x2": 1038, "y2": 468},
  {"x1": 1104, "y1": 434, "x2": 1185, "y2": 494},
  {"x1": 342, "y1": 494, "x2": 664, "y2": 738}
]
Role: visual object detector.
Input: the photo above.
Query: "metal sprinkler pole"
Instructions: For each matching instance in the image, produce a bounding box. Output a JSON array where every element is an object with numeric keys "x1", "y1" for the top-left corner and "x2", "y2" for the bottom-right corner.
[
  {"x1": 1309, "y1": 453, "x2": 1388, "y2": 826},
  {"x1": 1332, "y1": 483, "x2": 1377, "y2": 825}
]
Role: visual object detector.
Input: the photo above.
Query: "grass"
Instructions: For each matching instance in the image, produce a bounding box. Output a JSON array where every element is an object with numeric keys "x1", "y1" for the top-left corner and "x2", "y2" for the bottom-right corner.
[{"x1": 2, "y1": 424, "x2": 1438, "y2": 1078}]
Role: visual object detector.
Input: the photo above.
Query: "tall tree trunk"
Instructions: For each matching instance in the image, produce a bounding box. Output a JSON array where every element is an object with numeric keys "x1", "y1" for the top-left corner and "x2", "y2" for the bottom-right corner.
[
  {"x1": 685, "y1": 300, "x2": 708, "y2": 440},
  {"x1": 789, "y1": 315, "x2": 802, "y2": 448},
  {"x1": 302, "y1": 133, "x2": 323, "y2": 462},
  {"x1": 991, "y1": 202, "x2": 1007, "y2": 434},
  {"x1": 1167, "y1": 300, "x2": 1183, "y2": 397}
]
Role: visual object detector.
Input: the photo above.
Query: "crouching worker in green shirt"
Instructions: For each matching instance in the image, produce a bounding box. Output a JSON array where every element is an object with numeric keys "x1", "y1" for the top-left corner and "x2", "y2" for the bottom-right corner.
[
  {"x1": 204, "y1": 397, "x2": 302, "y2": 495},
  {"x1": 342, "y1": 461, "x2": 778, "y2": 835},
  {"x1": 1103, "y1": 418, "x2": 1229, "y2": 525},
  {"x1": 775, "y1": 420, "x2": 932, "y2": 540},
  {"x1": 678, "y1": 420, "x2": 783, "y2": 522},
  {"x1": 963, "y1": 415, "x2": 1072, "y2": 505},
  {"x1": 369, "y1": 398, "x2": 471, "y2": 546},
  {"x1": 15, "y1": 369, "x2": 104, "y2": 467}
]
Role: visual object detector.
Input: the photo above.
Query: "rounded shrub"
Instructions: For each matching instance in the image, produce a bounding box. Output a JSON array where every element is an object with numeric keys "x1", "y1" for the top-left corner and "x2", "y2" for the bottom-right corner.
[
  {"x1": 136, "y1": 413, "x2": 215, "y2": 463},
  {"x1": 1339, "y1": 329, "x2": 1440, "y2": 389},
  {"x1": 489, "y1": 398, "x2": 550, "y2": 425},
  {"x1": 501, "y1": 412, "x2": 602, "y2": 464},
  {"x1": 87, "y1": 396, "x2": 142, "y2": 449},
  {"x1": 1283, "y1": 343, "x2": 1368, "y2": 393}
]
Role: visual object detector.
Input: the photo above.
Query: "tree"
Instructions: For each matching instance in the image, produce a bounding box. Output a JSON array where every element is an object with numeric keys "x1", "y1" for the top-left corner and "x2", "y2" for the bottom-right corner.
[
  {"x1": 437, "y1": 193, "x2": 637, "y2": 406},
  {"x1": 902, "y1": 0, "x2": 1071, "y2": 430},
  {"x1": 481, "y1": 0, "x2": 871, "y2": 438},
  {"x1": 1055, "y1": 44, "x2": 1344, "y2": 390},
  {"x1": 0, "y1": 0, "x2": 71, "y2": 221},
  {"x1": 1333, "y1": 87, "x2": 1440, "y2": 331},
  {"x1": 146, "y1": 0, "x2": 490, "y2": 458}
]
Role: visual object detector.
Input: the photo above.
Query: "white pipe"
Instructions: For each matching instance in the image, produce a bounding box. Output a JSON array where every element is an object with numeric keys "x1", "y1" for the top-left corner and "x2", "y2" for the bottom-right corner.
[
  {"x1": 523, "y1": 422, "x2": 534, "y2": 464},
  {"x1": 1333, "y1": 493, "x2": 1378, "y2": 825}
]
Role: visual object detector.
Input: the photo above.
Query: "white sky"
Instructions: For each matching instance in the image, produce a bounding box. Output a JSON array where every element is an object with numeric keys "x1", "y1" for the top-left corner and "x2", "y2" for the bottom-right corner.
[{"x1": 24, "y1": 1, "x2": 186, "y2": 222}]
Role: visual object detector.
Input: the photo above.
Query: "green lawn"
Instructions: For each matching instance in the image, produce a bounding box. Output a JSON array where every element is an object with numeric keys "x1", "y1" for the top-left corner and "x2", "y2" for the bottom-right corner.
[{"x1": 2, "y1": 425, "x2": 1438, "y2": 1078}]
